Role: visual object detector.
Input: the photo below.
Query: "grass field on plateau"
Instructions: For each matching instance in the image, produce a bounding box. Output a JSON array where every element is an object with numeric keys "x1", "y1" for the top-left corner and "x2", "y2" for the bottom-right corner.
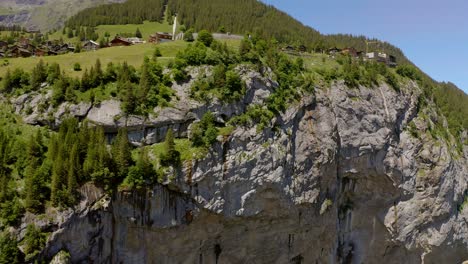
[{"x1": 0, "y1": 39, "x2": 242, "y2": 79}]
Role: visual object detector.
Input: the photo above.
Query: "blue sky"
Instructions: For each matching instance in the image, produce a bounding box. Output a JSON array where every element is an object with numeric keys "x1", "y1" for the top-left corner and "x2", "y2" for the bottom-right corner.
[{"x1": 262, "y1": 0, "x2": 468, "y2": 94}]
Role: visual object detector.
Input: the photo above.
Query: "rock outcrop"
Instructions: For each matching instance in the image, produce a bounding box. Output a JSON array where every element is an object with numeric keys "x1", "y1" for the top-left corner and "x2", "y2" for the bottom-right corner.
[{"x1": 24, "y1": 70, "x2": 468, "y2": 263}]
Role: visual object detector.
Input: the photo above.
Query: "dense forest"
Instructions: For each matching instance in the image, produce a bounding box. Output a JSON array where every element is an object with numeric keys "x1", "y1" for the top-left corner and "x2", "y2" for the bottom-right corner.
[{"x1": 64, "y1": 0, "x2": 167, "y2": 28}]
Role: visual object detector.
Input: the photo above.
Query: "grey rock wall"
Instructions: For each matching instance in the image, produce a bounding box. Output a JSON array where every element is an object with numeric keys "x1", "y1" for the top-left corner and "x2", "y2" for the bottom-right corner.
[{"x1": 22, "y1": 69, "x2": 468, "y2": 263}]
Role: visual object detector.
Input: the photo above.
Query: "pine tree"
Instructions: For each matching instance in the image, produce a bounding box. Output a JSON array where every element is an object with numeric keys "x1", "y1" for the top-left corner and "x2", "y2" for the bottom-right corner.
[
  {"x1": 135, "y1": 27, "x2": 142, "y2": 38},
  {"x1": 153, "y1": 47, "x2": 162, "y2": 58},
  {"x1": 66, "y1": 143, "x2": 79, "y2": 204},
  {"x1": 47, "y1": 63, "x2": 61, "y2": 84},
  {"x1": 80, "y1": 69, "x2": 90, "y2": 91},
  {"x1": 50, "y1": 145, "x2": 66, "y2": 206},
  {"x1": 2, "y1": 69, "x2": 13, "y2": 93},
  {"x1": 24, "y1": 159, "x2": 46, "y2": 213},
  {"x1": 0, "y1": 231, "x2": 23, "y2": 264},
  {"x1": 30, "y1": 60, "x2": 47, "y2": 90},
  {"x1": 137, "y1": 148, "x2": 154, "y2": 178},
  {"x1": 67, "y1": 28, "x2": 74, "y2": 38},
  {"x1": 161, "y1": 129, "x2": 180, "y2": 165},
  {"x1": 138, "y1": 58, "x2": 151, "y2": 104},
  {"x1": 23, "y1": 224, "x2": 46, "y2": 261},
  {"x1": 120, "y1": 80, "x2": 137, "y2": 114},
  {"x1": 112, "y1": 128, "x2": 132, "y2": 179}
]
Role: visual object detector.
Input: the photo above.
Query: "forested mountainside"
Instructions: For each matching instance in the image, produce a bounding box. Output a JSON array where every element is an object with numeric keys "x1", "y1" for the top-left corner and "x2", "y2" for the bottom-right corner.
[
  {"x1": 65, "y1": 0, "x2": 468, "y2": 143},
  {"x1": 65, "y1": 0, "x2": 407, "y2": 62}
]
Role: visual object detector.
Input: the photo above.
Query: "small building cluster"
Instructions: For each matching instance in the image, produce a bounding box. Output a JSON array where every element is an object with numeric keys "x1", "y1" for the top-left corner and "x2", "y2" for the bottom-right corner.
[
  {"x1": 109, "y1": 36, "x2": 146, "y2": 47},
  {"x1": 328, "y1": 47, "x2": 397, "y2": 67},
  {"x1": 0, "y1": 38, "x2": 76, "y2": 58},
  {"x1": 0, "y1": 34, "x2": 151, "y2": 58},
  {"x1": 281, "y1": 45, "x2": 307, "y2": 53},
  {"x1": 149, "y1": 32, "x2": 173, "y2": 44}
]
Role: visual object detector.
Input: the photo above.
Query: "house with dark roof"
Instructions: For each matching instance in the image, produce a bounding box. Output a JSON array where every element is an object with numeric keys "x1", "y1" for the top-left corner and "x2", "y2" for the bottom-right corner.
[
  {"x1": 341, "y1": 47, "x2": 359, "y2": 57},
  {"x1": 9, "y1": 46, "x2": 32, "y2": 58},
  {"x1": 149, "y1": 32, "x2": 173, "y2": 43},
  {"x1": 0, "y1": 41, "x2": 8, "y2": 51},
  {"x1": 110, "y1": 37, "x2": 132, "y2": 47},
  {"x1": 126, "y1": 37, "x2": 145, "y2": 44},
  {"x1": 83, "y1": 40, "x2": 100, "y2": 51}
]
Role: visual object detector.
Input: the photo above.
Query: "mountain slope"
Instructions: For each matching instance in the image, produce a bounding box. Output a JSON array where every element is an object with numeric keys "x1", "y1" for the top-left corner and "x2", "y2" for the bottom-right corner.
[
  {"x1": 65, "y1": 0, "x2": 468, "y2": 140},
  {"x1": 65, "y1": 0, "x2": 408, "y2": 64},
  {"x1": 0, "y1": 0, "x2": 126, "y2": 31}
]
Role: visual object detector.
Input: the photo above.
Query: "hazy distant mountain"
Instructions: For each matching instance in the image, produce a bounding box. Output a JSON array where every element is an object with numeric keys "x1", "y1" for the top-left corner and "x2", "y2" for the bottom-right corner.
[{"x1": 0, "y1": 0, "x2": 126, "y2": 32}]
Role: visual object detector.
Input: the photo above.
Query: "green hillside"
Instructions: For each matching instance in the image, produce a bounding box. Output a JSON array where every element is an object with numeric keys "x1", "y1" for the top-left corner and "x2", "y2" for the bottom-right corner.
[
  {"x1": 65, "y1": 0, "x2": 407, "y2": 64},
  {"x1": 49, "y1": 20, "x2": 174, "y2": 42},
  {"x1": 0, "y1": 39, "x2": 241, "y2": 78}
]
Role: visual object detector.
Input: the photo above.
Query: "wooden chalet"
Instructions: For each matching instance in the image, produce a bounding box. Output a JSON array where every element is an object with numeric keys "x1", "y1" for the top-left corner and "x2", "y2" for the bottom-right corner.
[
  {"x1": 0, "y1": 41, "x2": 8, "y2": 50},
  {"x1": 9, "y1": 46, "x2": 32, "y2": 58},
  {"x1": 35, "y1": 48, "x2": 46, "y2": 57},
  {"x1": 55, "y1": 44, "x2": 73, "y2": 54},
  {"x1": 18, "y1": 37, "x2": 30, "y2": 47},
  {"x1": 21, "y1": 43, "x2": 37, "y2": 53},
  {"x1": 149, "y1": 32, "x2": 173, "y2": 43},
  {"x1": 110, "y1": 37, "x2": 132, "y2": 47},
  {"x1": 365, "y1": 52, "x2": 398, "y2": 67},
  {"x1": 126, "y1": 37, "x2": 145, "y2": 44},
  {"x1": 341, "y1": 47, "x2": 359, "y2": 57},
  {"x1": 298, "y1": 45, "x2": 307, "y2": 52},
  {"x1": 83, "y1": 40, "x2": 100, "y2": 51},
  {"x1": 388, "y1": 55, "x2": 397, "y2": 67},
  {"x1": 328, "y1": 47, "x2": 341, "y2": 55}
]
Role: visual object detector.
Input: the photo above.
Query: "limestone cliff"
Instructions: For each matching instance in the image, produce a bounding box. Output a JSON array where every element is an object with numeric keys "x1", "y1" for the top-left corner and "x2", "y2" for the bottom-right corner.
[{"x1": 16, "y1": 68, "x2": 468, "y2": 264}]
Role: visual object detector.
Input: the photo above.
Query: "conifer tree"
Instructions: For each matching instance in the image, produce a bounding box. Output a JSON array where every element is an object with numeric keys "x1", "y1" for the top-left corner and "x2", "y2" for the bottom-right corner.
[
  {"x1": 47, "y1": 63, "x2": 61, "y2": 84},
  {"x1": 112, "y1": 128, "x2": 132, "y2": 179},
  {"x1": 66, "y1": 143, "x2": 79, "y2": 204},
  {"x1": 50, "y1": 147, "x2": 65, "y2": 206},
  {"x1": 30, "y1": 60, "x2": 47, "y2": 90},
  {"x1": 1, "y1": 69, "x2": 12, "y2": 93},
  {"x1": 24, "y1": 159, "x2": 47, "y2": 213},
  {"x1": 0, "y1": 231, "x2": 23, "y2": 263},
  {"x1": 67, "y1": 28, "x2": 74, "y2": 38},
  {"x1": 135, "y1": 27, "x2": 142, "y2": 38},
  {"x1": 161, "y1": 129, "x2": 180, "y2": 165}
]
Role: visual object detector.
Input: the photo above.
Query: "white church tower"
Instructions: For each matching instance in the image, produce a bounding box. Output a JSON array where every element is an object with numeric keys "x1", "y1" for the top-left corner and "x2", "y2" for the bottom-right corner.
[{"x1": 172, "y1": 15, "x2": 177, "y2": 40}]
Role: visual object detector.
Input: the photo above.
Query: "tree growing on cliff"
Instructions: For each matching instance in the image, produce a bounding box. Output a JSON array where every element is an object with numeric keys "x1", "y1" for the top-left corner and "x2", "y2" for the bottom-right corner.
[
  {"x1": 22, "y1": 224, "x2": 46, "y2": 261},
  {"x1": 160, "y1": 129, "x2": 180, "y2": 165},
  {"x1": 0, "y1": 231, "x2": 23, "y2": 263},
  {"x1": 112, "y1": 128, "x2": 133, "y2": 180}
]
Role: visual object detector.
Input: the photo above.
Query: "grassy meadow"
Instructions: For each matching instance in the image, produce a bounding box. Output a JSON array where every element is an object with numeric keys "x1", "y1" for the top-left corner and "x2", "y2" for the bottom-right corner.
[
  {"x1": 49, "y1": 20, "x2": 175, "y2": 42},
  {"x1": 0, "y1": 38, "x2": 242, "y2": 79}
]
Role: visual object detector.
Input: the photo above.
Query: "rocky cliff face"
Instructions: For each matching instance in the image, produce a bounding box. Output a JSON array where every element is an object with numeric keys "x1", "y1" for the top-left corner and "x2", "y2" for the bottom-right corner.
[
  {"x1": 19, "y1": 68, "x2": 467, "y2": 263},
  {"x1": 0, "y1": 0, "x2": 125, "y2": 31}
]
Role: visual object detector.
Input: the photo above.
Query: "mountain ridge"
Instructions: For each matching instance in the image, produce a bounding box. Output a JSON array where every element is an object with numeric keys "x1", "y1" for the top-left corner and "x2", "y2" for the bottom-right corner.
[{"x1": 0, "y1": 0, "x2": 126, "y2": 31}]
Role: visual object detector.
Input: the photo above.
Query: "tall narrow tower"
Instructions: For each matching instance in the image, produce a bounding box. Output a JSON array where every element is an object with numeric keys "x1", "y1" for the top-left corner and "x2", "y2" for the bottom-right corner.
[{"x1": 172, "y1": 15, "x2": 177, "y2": 40}]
